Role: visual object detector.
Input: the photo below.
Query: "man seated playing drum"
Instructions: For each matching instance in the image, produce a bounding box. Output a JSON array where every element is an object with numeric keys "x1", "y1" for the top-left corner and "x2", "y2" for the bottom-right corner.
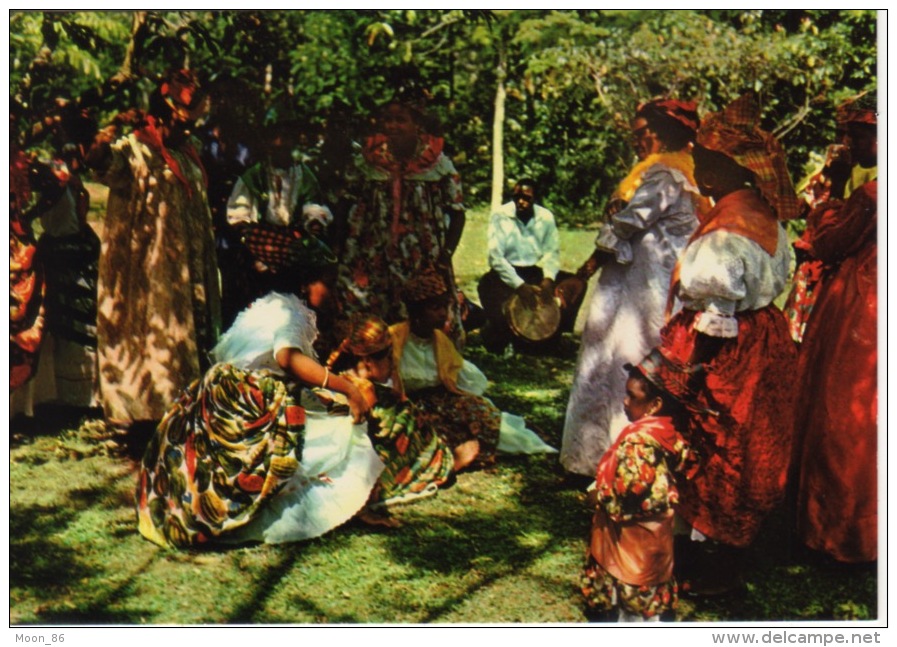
[{"x1": 476, "y1": 178, "x2": 584, "y2": 354}]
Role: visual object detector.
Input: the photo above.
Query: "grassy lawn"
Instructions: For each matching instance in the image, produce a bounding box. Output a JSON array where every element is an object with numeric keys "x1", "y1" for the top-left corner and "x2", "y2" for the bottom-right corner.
[{"x1": 9, "y1": 197, "x2": 879, "y2": 625}]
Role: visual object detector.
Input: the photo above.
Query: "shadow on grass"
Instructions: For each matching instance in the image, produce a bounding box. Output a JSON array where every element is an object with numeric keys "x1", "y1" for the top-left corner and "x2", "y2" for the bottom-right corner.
[
  {"x1": 10, "y1": 499, "x2": 161, "y2": 625},
  {"x1": 10, "y1": 405, "x2": 104, "y2": 446}
]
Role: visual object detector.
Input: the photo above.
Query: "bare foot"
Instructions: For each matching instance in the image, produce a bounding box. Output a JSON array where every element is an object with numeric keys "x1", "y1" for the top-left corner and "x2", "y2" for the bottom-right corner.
[
  {"x1": 452, "y1": 440, "x2": 481, "y2": 471},
  {"x1": 357, "y1": 508, "x2": 402, "y2": 528}
]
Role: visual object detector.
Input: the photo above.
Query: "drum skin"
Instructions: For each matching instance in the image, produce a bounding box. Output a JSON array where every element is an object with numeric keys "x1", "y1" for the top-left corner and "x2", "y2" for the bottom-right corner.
[{"x1": 503, "y1": 291, "x2": 561, "y2": 342}]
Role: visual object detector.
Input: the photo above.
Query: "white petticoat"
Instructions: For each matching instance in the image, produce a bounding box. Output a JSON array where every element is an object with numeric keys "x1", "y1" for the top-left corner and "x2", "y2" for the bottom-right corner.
[{"x1": 222, "y1": 397, "x2": 384, "y2": 545}]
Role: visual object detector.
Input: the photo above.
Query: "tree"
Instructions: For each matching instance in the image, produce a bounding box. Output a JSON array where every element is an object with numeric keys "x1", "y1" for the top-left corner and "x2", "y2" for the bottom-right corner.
[{"x1": 8, "y1": 9, "x2": 878, "y2": 222}]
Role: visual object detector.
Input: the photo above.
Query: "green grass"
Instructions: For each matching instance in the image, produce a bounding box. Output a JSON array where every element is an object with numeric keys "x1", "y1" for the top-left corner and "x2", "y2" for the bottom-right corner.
[{"x1": 9, "y1": 198, "x2": 878, "y2": 625}]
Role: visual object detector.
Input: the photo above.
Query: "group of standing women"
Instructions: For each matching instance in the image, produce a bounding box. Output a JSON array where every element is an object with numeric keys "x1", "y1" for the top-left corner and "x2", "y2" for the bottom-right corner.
[{"x1": 560, "y1": 91, "x2": 877, "y2": 621}]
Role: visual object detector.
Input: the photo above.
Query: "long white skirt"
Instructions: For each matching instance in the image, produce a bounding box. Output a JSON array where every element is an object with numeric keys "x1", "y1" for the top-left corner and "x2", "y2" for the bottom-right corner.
[{"x1": 223, "y1": 396, "x2": 384, "y2": 545}]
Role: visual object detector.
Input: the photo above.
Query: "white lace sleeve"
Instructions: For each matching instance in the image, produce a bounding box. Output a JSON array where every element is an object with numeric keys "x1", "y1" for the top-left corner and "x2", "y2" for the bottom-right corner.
[
  {"x1": 212, "y1": 293, "x2": 318, "y2": 371},
  {"x1": 457, "y1": 360, "x2": 489, "y2": 396},
  {"x1": 679, "y1": 232, "x2": 747, "y2": 313},
  {"x1": 271, "y1": 295, "x2": 319, "y2": 360},
  {"x1": 679, "y1": 229, "x2": 790, "y2": 339},
  {"x1": 595, "y1": 167, "x2": 685, "y2": 264}
]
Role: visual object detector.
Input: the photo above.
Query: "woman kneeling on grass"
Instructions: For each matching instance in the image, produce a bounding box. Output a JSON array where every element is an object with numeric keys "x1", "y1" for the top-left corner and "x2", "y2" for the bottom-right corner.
[
  {"x1": 326, "y1": 314, "x2": 456, "y2": 527},
  {"x1": 580, "y1": 350, "x2": 697, "y2": 622},
  {"x1": 136, "y1": 238, "x2": 385, "y2": 549}
]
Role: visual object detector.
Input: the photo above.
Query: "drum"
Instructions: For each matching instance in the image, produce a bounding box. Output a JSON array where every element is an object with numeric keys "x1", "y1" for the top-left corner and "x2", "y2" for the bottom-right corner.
[{"x1": 503, "y1": 290, "x2": 561, "y2": 342}]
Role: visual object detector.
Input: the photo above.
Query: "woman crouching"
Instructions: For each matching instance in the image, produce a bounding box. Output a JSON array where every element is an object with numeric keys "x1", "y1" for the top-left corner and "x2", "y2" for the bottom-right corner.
[{"x1": 136, "y1": 238, "x2": 383, "y2": 548}]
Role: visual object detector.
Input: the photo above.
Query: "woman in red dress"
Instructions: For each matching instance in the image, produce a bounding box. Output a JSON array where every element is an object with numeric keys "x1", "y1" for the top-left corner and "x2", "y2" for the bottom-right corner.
[
  {"x1": 792, "y1": 95, "x2": 878, "y2": 564},
  {"x1": 657, "y1": 94, "x2": 800, "y2": 593}
]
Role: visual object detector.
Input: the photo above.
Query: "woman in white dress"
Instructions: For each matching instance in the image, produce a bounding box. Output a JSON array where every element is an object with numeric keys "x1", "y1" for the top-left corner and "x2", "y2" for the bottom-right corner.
[
  {"x1": 136, "y1": 239, "x2": 384, "y2": 548},
  {"x1": 560, "y1": 99, "x2": 707, "y2": 479}
]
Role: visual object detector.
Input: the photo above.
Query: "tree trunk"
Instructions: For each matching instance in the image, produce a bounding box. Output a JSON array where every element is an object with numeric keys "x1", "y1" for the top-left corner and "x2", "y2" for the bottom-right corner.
[
  {"x1": 490, "y1": 52, "x2": 507, "y2": 213},
  {"x1": 117, "y1": 11, "x2": 148, "y2": 81}
]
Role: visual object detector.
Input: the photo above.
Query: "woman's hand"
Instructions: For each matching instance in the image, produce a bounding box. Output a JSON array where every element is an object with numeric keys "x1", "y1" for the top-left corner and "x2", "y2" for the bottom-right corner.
[
  {"x1": 344, "y1": 381, "x2": 371, "y2": 424},
  {"x1": 575, "y1": 249, "x2": 613, "y2": 280}
]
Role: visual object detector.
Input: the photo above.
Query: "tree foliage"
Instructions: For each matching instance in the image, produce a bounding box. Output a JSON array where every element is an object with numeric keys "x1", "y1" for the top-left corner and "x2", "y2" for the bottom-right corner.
[{"x1": 8, "y1": 9, "x2": 878, "y2": 224}]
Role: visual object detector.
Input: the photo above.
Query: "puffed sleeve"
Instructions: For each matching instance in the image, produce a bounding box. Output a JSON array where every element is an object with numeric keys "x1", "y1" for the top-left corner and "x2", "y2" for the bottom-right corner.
[
  {"x1": 595, "y1": 166, "x2": 684, "y2": 264},
  {"x1": 679, "y1": 230, "x2": 746, "y2": 337},
  {"x1": 456, "y1": 359, "x2": 489, "y2": 396},
  {"x1": 226, "y1": 176, "x2": 257, "y2": 226}
]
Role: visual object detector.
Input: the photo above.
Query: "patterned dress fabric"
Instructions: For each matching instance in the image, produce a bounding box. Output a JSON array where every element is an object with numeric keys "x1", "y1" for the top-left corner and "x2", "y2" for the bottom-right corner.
[
  {"x1": 581, "y1": 416, "x2": 696, "y2": 620},
  {"x1": 136, "y1": 293, "x2": 383, "y2": 548},
  {"x1": 561, "y1": 155, "x2": 701, "y2": 476},
  {"x1": 95, "y1": 132, "x2": 221, "y2": 425},
  {"x1": 659, "y1": 190, "x2": 796, "y2": 548},
  {"x1": 10, "y1": 150, "x2": 46, "y2": 393},
  {"x1": 392, "y1": 324, "x2": 501, "y2": 465},
  {"x1": 136, "y1": 363, "x2": 308, "y2": 548},
  {"x1": 793, "y1": 182, "x2": 877, "y2": 563},
  {"x1": 365, "y1": 382, "x2": 454, "y2": 507},
  {"x1": 411, "y1": 388, "x2": 502, "y2": 467},
  {"x1": 337, "y1": 134, "x2": 465, "y2": 340}
]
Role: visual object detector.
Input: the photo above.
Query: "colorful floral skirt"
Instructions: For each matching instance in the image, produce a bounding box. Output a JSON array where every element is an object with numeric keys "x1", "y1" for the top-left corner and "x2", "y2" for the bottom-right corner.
[
  {"x1": 367, "y1": 384, "x2": 454, "y2": 507},
  {"x1": 409, "y1": 387, "x2": 501, "y2": 466},
  {"x1": 10, "y1": 226, "x2": 46, "y2": 392},
  {"x1": 136, "y1": 363, "x2": 307, "y2": 548},
  {"x1": 580, "y1": 555, "x2": 678, "y2": 619}
]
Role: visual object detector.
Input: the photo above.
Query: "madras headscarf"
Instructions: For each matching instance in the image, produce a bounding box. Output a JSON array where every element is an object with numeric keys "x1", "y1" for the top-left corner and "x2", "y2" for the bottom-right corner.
[
  {"x1": 624, "y1": 347, "x2": 690, "y2": 401},
  {"x1": 401, "y1": 267, "x2": 448, "y2": 304},
  {"x1": 836, "y1": 90, "x2": 877, "y2": 127},
  {"x1": 697, "y1": 93, "x2": 801, "y2": 220},
  {"x1": 624, "y1": 348, "x2": 720, "y2": 421}
]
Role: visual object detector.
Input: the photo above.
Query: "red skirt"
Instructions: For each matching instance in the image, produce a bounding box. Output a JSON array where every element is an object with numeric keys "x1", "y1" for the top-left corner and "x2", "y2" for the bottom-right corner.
[
  {"x1": 794, "y1": 246, "x2": 877, "y2": 562},
  {"x1": 660, "y1": 306, "x2": 797, "y2": 547}
]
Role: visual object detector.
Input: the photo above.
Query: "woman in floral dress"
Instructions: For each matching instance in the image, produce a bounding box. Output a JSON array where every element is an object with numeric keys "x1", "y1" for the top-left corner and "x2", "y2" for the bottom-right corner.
[
  {"x1": 389, "y1": 269, "x2": 556, "y2": 470},
  {"x1": 136, "y1": 242, "x2": 383, "y2": 549},
  {"x1": 86, "y1": 70, "x2": 221, "y2": 430},
  {"x1": 336, "y1": 97, "x2": 466, "y2": 344}
]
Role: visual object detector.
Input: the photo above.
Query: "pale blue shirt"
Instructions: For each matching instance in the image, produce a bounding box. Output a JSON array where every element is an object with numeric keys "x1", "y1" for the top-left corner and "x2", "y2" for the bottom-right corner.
[{"x1": 487, "y1": 201, "x2": 560, "y2": 289}]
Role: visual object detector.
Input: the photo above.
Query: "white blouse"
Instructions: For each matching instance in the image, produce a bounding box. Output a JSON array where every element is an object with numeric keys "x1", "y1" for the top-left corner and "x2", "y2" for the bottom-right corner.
[
  {"x1": 678, "y1": 226, "x2": 791, "y2": 338},
  {"x1": 211, "y1": 292, "x2": 319, "y2": 374},
  {"x1": 399, "y1": 334, "x2": 489, "y2": 395}
]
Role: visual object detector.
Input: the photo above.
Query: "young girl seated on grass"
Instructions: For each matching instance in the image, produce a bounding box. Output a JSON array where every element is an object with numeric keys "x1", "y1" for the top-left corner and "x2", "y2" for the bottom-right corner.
[
  {"x1": 580, "y1": 349, "x2": 697, "y2": 622},
  {"x1": 327, "y1": 314, "x2": 455, "y2": 527}
]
